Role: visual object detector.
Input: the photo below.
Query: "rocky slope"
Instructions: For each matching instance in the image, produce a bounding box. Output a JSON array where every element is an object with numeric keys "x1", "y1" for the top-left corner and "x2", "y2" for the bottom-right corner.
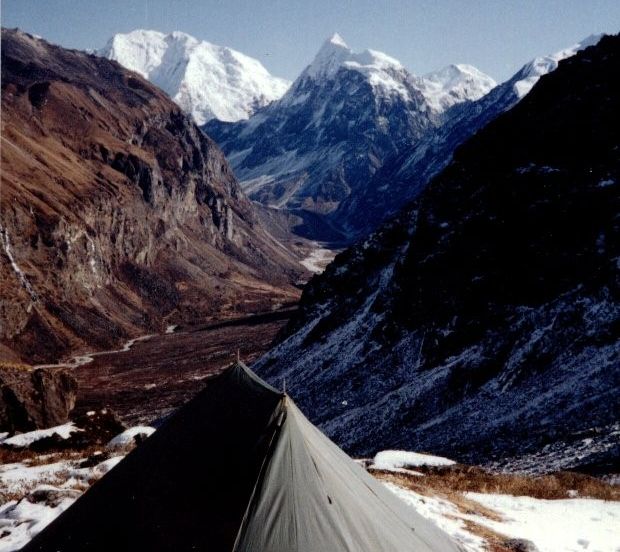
[
  {"x1": 0, "y1": 28, "x2": 304, "y2": 364},
  {"x1": 99, "y1": 29, "x2": 290, "y2": 124},
  {"x1": 205, "y1": 34, "x2": 494, "y2": 239},
  {"x1": 255, "y1": 34, "x2": 620, "y2": 470}
]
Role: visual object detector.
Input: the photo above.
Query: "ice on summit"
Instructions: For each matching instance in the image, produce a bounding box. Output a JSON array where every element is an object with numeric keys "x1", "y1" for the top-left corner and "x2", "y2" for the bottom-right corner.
[
  {"x1": 301, "y1": 32, "x2": 408, "y2": 88},
  {"x1": 303, "y1": 33, "x2": 352, "y2": 79},
  {"x1": 420, "y1": 64, "x2": 497, "y2": 112},
  {"x1": 100, "y1": 29, "x2": 290, "y2": 124},
  {"x1": 297, "y1": 33, "x2": 495, "y2": 112},
  {"x1": 512, "y1": 33, "x2": 602, "y2": 98}
]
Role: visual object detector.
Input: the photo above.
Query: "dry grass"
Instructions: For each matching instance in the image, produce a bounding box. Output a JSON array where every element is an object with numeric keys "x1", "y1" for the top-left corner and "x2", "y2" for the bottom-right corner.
[
  {"x1": 376, "y1": 471, "x2": 521, "y2": 551},
  {"x1": 372, "y1": 464, "x2": 620, "y2": 501},
  {"x1": 0, "y1": 444, "x2": 101, "y2": 465},
  {"x1": 0, "y1": 361, "x2": 33, "y2": 371},
  {"x1": 460, "y1": 520, "x2": 520, "y2": 552}
]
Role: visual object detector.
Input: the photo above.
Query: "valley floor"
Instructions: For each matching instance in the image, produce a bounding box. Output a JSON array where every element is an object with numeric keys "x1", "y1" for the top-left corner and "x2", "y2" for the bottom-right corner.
[{"x1": 44, "y1": 308, "x2": 296, "y2": 426}]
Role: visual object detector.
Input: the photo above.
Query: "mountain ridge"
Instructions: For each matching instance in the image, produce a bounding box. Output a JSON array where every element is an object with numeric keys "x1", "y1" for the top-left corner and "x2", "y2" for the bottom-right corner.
[{"x1": 340, "y1": 33, "x2": 605, "y2": 236}]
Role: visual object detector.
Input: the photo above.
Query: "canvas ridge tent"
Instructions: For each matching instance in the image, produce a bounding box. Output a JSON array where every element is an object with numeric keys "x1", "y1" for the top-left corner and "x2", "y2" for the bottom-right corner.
[{"x1": 23, "y1": 362, "x2": 462, "y2": 551}]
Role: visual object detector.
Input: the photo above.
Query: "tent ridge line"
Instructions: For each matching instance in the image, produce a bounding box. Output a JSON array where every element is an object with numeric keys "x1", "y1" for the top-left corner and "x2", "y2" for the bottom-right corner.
[{"x1": 231, "y1": 396, "x2": 288, "y2": 552}]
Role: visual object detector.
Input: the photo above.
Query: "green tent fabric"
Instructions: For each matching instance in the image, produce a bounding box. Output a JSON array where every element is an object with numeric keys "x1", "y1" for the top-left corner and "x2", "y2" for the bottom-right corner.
[{"x1": 23, "y1": 362, "x2": 462, "y2": 551}]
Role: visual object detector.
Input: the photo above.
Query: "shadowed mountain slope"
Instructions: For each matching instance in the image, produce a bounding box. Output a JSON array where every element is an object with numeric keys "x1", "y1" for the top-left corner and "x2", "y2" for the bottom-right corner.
[{"x1": 255, "y1": 35, "x2": 620, "y2": 471}]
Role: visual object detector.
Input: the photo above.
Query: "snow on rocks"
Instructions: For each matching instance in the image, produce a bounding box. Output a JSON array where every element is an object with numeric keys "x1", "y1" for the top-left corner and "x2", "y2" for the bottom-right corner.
[
  {"x1": 0, "y1": 423, "x2": 81, "y2": 448},
  {"x1": 372, "y1": 450, "x2": 456, "y2": 471},
  {"x1": 0, "y1": 425, "x2": 153, "y2": 550},
  {"x1": 301, "y1": 34, "x2": 495, "y2": 111},
  {"x1": 512, "y1": 34, "x2": 602, "y2": 99},
  {"x1": 106, "y1": 426, "x2": 155, "y2": 449},
  {"x1": 0, "y1": 487, "x2": 78, "y2": 552},
  {"x1": 420, "y1": 64, "x2": 496, "y2": 113}
]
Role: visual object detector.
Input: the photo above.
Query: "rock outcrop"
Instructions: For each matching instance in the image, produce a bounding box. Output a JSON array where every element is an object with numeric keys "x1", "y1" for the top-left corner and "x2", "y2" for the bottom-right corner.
[{"x1": 0, "y1": 366, "x2": 77, "y2": 432}]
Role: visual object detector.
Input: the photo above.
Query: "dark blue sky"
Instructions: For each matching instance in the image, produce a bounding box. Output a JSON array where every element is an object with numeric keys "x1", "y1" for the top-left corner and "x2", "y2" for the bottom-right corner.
[{"x1": 3, "y1": 0, "x2": 619, "y2": 82}]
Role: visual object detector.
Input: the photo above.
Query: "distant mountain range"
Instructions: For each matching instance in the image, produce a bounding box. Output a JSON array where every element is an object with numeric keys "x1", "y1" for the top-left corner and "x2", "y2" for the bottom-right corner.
[
  {"x1": 98, "y1": 30, "x2": 605, "y2": 242},
  {"x1": 204, "y1": 33, "x2": 495, "y2": 239},
  {"x1": 99, "y1": 29, "x2": 290, "y2": 124},
  {"x1": 0, "y1": 28, "x2": 303, "y2": 364},
  {"x1": 255, "y1": 34, "x2": 619, "y2": 473},
  {"x1": 205, "y1": 33, "x2": 603, "y2": 240}
]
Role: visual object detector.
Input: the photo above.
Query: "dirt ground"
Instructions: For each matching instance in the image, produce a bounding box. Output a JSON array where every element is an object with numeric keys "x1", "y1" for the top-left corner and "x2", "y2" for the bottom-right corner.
[{"x1": 72, "y1": 309, "x2": 294, "y2": 425}]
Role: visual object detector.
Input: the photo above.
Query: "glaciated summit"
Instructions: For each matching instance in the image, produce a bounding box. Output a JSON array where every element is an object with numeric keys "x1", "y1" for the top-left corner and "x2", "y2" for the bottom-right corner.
[
  {"x1": 100, "y1": 29, "x2": 290, "y2": 124},
  {"x1": 420, "y1": 63, "x2": 496, "y2": 112},
  {"x1": 511, "y1": 34, "x2": 602, "y2": 98},
  {"x1": 300, "y1": 33, "x2": 408, "y2": 92},
  {"x1": 302, "y1": 33, "x2": 352, "y2": 79}
]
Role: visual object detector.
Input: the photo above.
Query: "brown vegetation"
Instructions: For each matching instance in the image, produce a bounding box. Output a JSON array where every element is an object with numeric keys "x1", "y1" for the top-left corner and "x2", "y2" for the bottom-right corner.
[
  {"x1": 0, "y1": 362, "x2": 32, "y2": 371},
  {"x1": 372, "y1": 463, "x2": 620, "y2": 502}
]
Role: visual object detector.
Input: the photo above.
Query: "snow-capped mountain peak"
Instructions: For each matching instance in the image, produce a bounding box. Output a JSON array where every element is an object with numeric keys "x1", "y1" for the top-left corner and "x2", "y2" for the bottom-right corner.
[
  {"x1": 304, "y1": 33, "x2": 352, "y2": 79},
  {"x1": 299, "y1": 35, "x2": 494, "y2": 114},
  {"x1": 419, "y1": 63, "x2": 497, "y2": 113},
  {"x1": 328, "y1": 31, "x2": 348, "y2": 48},
  {"x1": 302, "y1": 33, "x2": 405, "y2": 82},
  {"x1": 100, "y1": 29, "x2": 290, "y2": 124}
]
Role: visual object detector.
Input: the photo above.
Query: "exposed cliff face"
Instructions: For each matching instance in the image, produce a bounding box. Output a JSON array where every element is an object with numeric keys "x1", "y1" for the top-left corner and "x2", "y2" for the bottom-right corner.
[
  {"x1": 0, "y1": 29, "x2": 303, "y2": 363},
  {"x1": 255, "y1": 35, "x2": 620, "y2": 471}
]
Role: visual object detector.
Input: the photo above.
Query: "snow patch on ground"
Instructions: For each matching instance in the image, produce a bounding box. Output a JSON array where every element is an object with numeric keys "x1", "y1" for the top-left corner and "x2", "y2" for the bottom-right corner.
[
  {"x1": 106, "y1": 426, "x2": 155, "y2": 449},
  {"x1": 300, "y1": 247, "x2": 336, "y2": 274},
  {"x1": 373, "y1": 450, "x2": 456, "y2": 471},
  {"x1": 0, "y1": 426, "x2": 152, "y2": 551},
  {"x1": 386, "y1": 482, "x2": 620, "y2": 552},
  {"x1": 0, "y1": 489, "x2": 76, "y2": 552},
  {"x1": 385, "y1": 482, "x2": 486, "y2": 551},
  {"x1": 0, "y1": 424, "x2": 81, "y2": 448},
  {"x1": 466, "y1": 492, "x2": 620, "y2": 552}
]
